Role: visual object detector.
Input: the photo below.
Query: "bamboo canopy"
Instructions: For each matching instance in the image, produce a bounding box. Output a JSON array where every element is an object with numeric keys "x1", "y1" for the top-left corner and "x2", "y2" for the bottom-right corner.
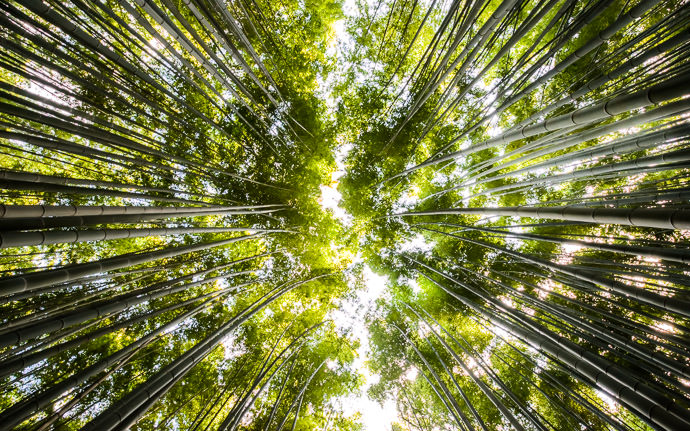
[{"x1": 1, "y1": 0, "x2": 689, "y2": 430}]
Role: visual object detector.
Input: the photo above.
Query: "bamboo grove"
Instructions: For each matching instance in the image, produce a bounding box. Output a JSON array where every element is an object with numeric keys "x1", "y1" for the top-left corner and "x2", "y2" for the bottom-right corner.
[{"x1": 0, "y1": 0, "x2": 689, "y2": 430}]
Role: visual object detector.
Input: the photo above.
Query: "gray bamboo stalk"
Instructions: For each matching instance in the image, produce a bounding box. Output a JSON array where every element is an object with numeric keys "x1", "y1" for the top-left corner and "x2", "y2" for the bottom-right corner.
[
  {"x1": 409, "y1": 0, "x2": 618, "y2": 157},
  {"x1": 0, "y1": 252, "x2": 271, "y2": 367},
  {"x1": 414, "y1": 268, "x2": 690, "y2": 430},
  {"x1": 0, "y1": 227, "x2": 291, "y2": 248},
  {"x1": 0, "y1": 263, "x2": 175, "y2": 307},
  {"x1": 190, "y1": 358, "x2": 253, "y2": 431},
  {"x1": 0, "y1": 296, "x2": 218, "y2": 430},
  {"x1": 0, "y1": 178, "x2": 199, "y2": 205},
  {"x1": 32, "y1": 347, "x2": 138, "y2": 431},
  {"x1": 472, "y1": 314, "x2": 631, "y2": 431},
  {"x1": 220, "y1": 322, "x2": 296, "y2": 429},
  {"x1": 0, "y1": 272, "x2": 255, "y2": 349},
  {"x1": 0, "y1": 283, "x2": 236, "y2": 378},
  {"x1": 411, "y1": 305, "x2": 529, "y2": 431},
  {"x1": 393, "y1": 0, "x2": 520, "y2": 139},
  {"x1": 414, "y1": 228, "x2": 690, "y2": 318},
  {"x1": 19, "y1": 0, "x2": 248, "y2": 161},
  {"x1": 263, "y1": 357, "x2": 297, "y2": 431},
  {"x1": 392, "y1": 323, "x2": 470, "y2": 430},
  {"x1": 499, "y1": 0, "x2": 664, "y2": 113},
  {"x1": 0, "y1": 204, "x2": 283, "y2": 219},
  {"x1": 220, "y1": 324, "x2": 320, "y2": 431},
  {"x1": 459, "y1": 98, "x2": 690, "y2": 189},
  {"x1": 546, "y1": 187, "x2": 690, "y2": 207},
  {"x1": 0, "y1": 234, "x2": 262, "y2": 297},
  {"x1": 84, "y1": 288, "x2": 284, "y2": 431},
  {"x1": 422, "y1": 0, "x2": 563, "y2": 138},
  {"x1": 274, "y1": 359, "x2": 328, "y2": 431},
  {"x1": 0, "y1": 130, "x2": 196, "y2": 188},
  {"x1": 420, "y1": 250, "x2": 687, "y2": 377},
  {"x1": 421, "y1": 221, "x2": 690, "y2": 263},
  {"x1": 492, "y1": 268, "x2": 690, "y2": 354},
  {"x1": 414, "y1": 320, "x2": 491, "y2": 431},
  {"x1": 396, "y1": 205, "x2": 690, "y2": 230},
  {"x1": 0, "y1": 169, "x2": 223, "y2": 200},
  {"x1": 465, "y1": 147, "x2": 690, "y2": 200},
  {"x1": 81, "y1": 274, "x2": 332, "y2": 431},
  {"x1": 0, "y1": 209, "x2": 283, "y2": 231},
  {"x1": 461, "y1": 265, "x2": 690, "y2": 381},
  {"x1": 488, "y1": 121, "x2": 690, "y2": 186},
  {"x1": 0, "y1": 271, "x2": 155, "y2": 335},
  {"x1": 509, "y1": 28, "x2": 690, "y2": 131},
  {"x1": 387, "y1": 70, "x2": 690, "y2": 182}
]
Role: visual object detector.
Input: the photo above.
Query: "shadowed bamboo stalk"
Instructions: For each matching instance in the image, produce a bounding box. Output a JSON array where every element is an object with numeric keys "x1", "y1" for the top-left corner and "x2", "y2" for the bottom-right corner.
[
  {"x1": 0, "y1": 234, "x2": 263, "y2": 297},
  {"x1": 0, "y1": 294, "x2": 223, "y2": 431},
  {"x1": 0, "y1": 204, "x2": 284, "y2": 218},
  {"x1": 81, "y1": 274, "x2": 332, "y2": 431},
  {"x1": 413, "y1": 221, "x2": 690, "y2": 263},
  {"x1": 413, "y1": 228, "x2": 690, "y2": 318},
  {"x1": 0, "y1": 227, "x2": 293, "y2": 248},
  {"x1": 413, "y1": 266, "x2": 690, "y2": 430},
  {"x1": 387, "y1": 70, "x2": 690, "y2": 182},
  {"x1": 397, "y1": 206, "x2": 690, "y2": 230},
  {"x1": 0, "y1": 274, "x2": 256, "y2": 349}
]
